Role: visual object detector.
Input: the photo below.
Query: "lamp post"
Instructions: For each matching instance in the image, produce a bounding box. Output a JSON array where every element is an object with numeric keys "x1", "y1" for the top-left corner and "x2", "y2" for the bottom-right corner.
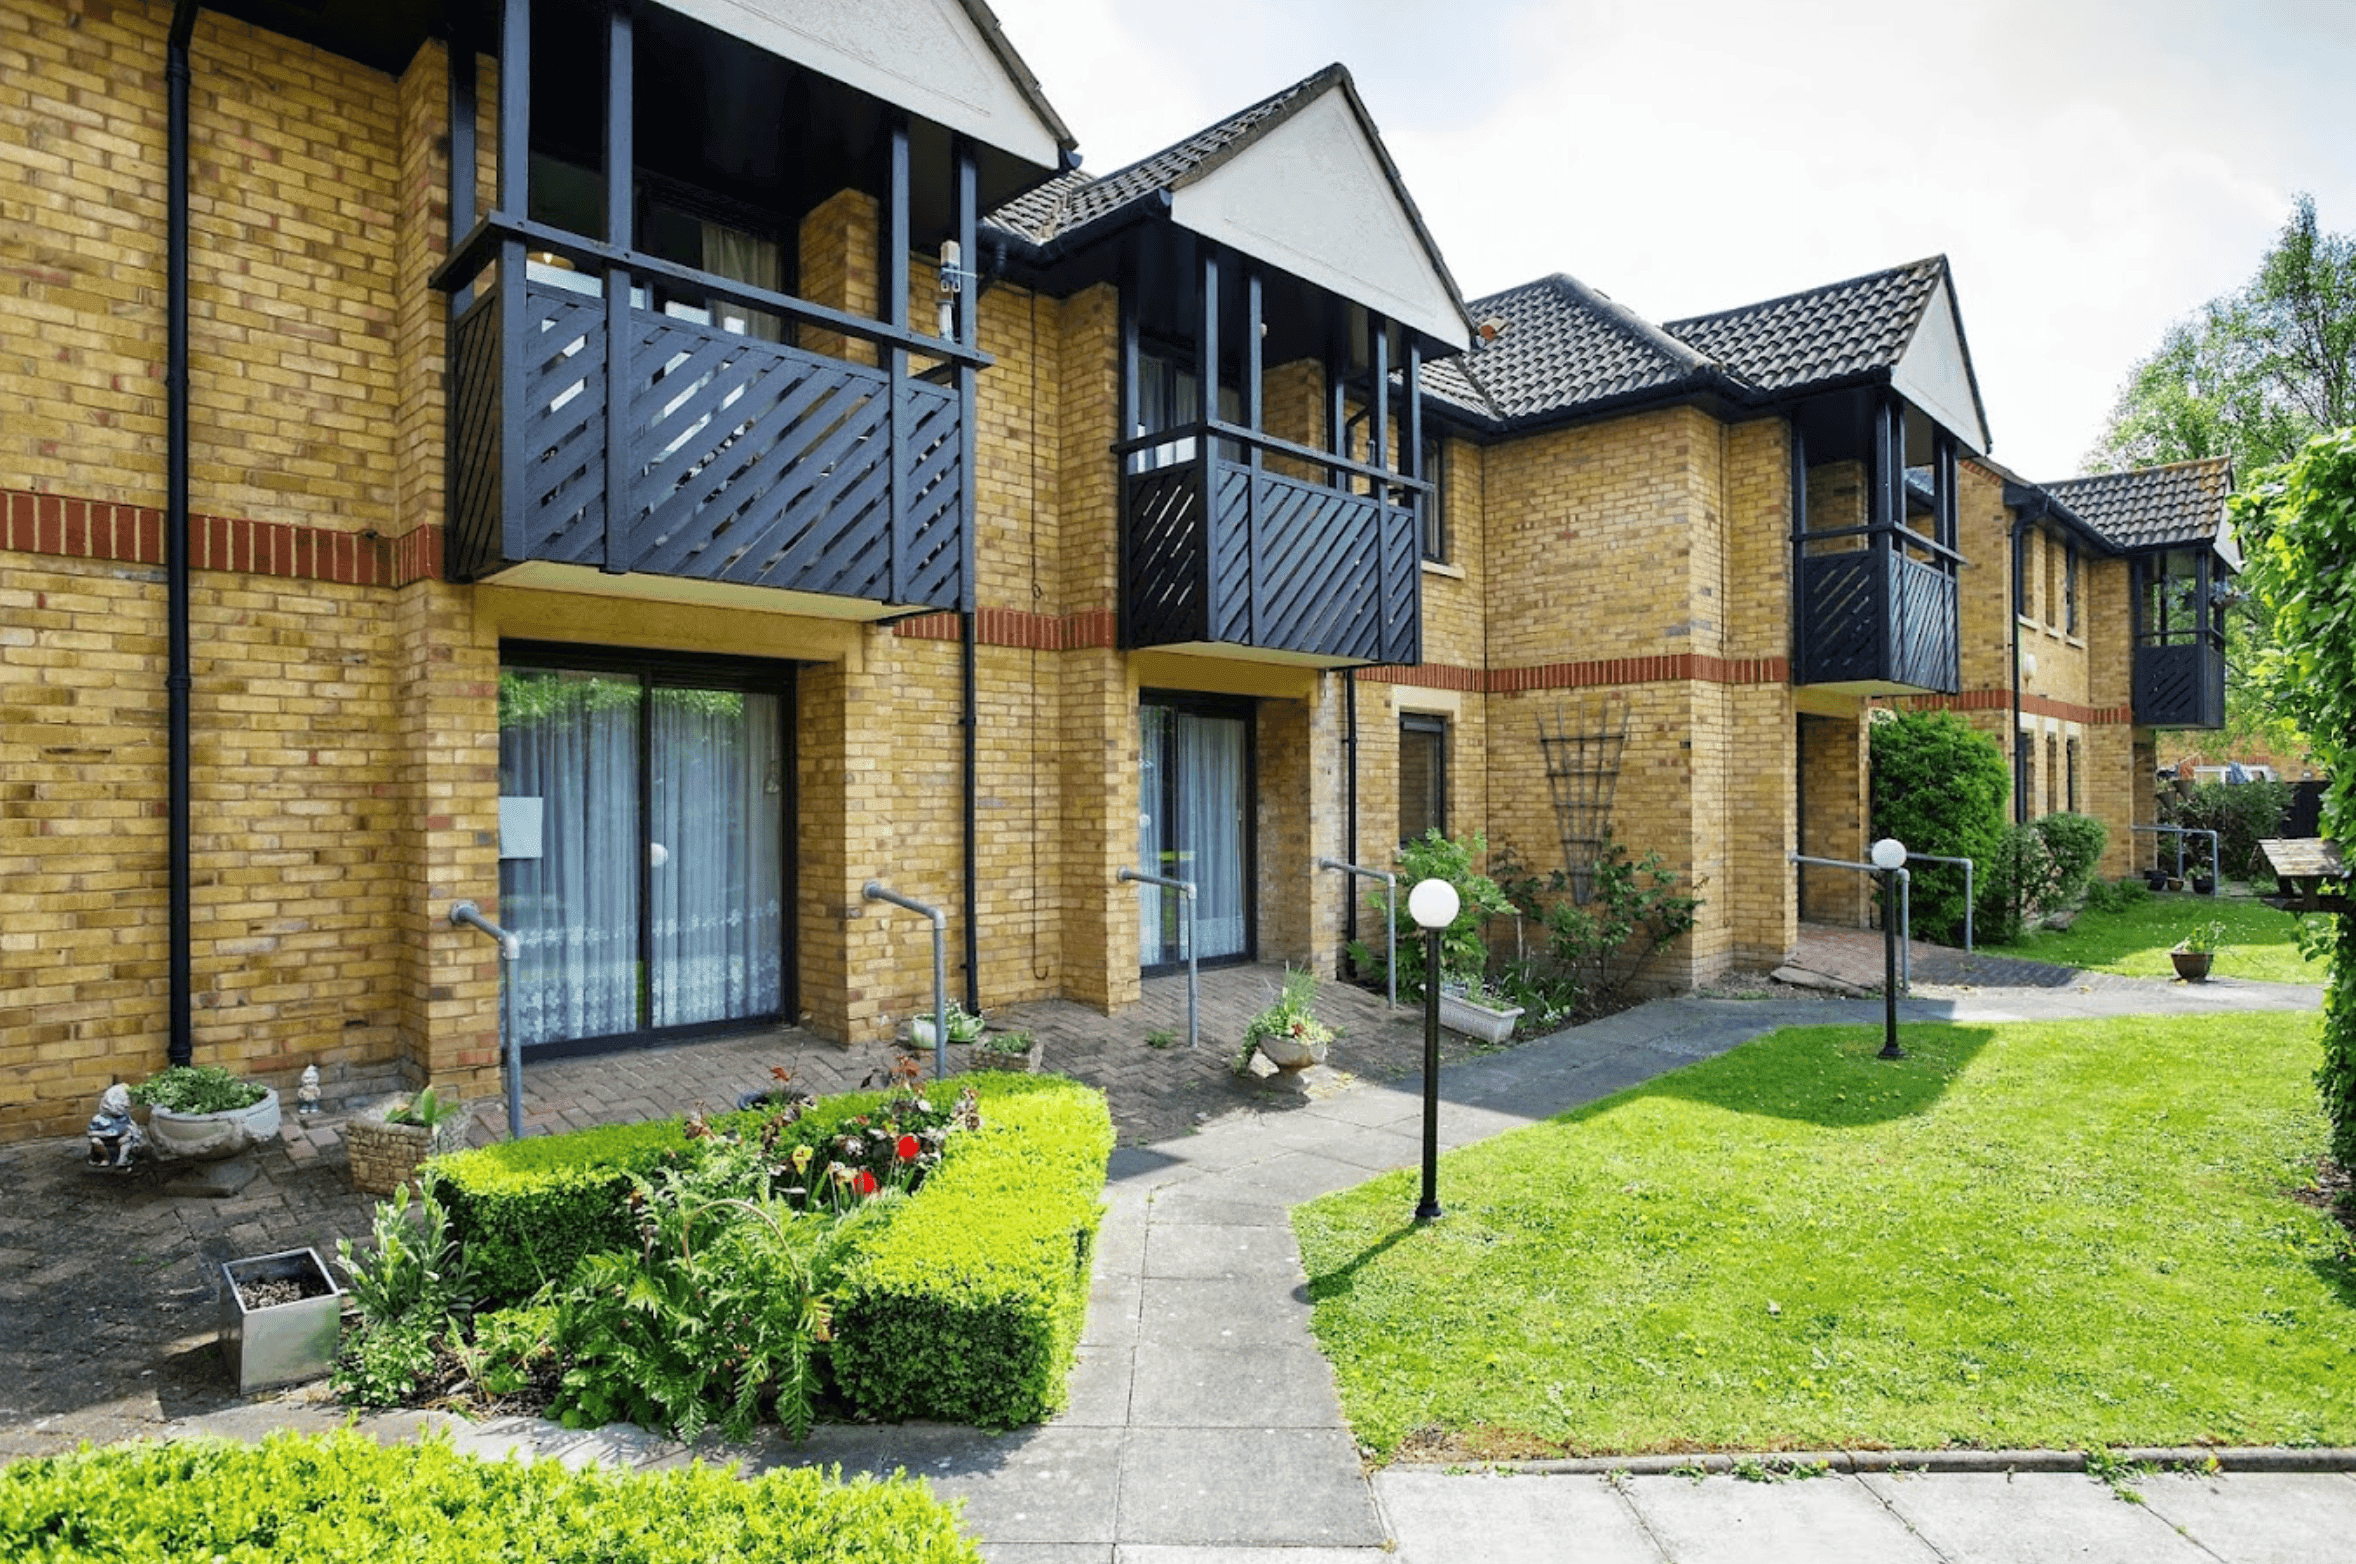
[
  {"x1": 1870, "y1": 837, "x2": 1908, "y2": 1060},
  {"x1": 1407, "y1": 877, "x2": 1460, "y2": 1223}
]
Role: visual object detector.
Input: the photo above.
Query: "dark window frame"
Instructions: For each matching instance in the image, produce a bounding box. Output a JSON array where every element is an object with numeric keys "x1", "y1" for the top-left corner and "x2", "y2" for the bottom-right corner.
[
  {"x1": 1420, "y1": 435, "x2": 1448, "y2": 563},
  {"x1": 1399, "y1": 712, "x2": 1449, "y2": 845}
]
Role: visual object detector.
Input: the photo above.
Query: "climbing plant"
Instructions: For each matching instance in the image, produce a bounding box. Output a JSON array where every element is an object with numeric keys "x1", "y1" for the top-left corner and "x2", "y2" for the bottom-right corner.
[{"x1": 2236, "y1": 426, "x2": 2356, "y2": 1167}]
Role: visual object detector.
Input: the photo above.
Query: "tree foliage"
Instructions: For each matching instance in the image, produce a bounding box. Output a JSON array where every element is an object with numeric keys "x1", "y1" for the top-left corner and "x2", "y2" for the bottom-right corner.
[{"x1": 2234, "y1": 427, "x2": 2356, "y2": 1168}]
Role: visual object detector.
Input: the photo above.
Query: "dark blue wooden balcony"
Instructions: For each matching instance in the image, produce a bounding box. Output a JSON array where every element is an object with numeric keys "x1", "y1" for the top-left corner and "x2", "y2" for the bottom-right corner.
[
  {"x1": 2134, "y1": 641, "x2": 2225, "y2": 728},
  {"x1": 1795, "y1": 542, "x2": 1960, "y2": 693},
  {"x1": 1119, "y1": 423, "x2": 1421, "y2": 665},
  {"x1": 436, "y1": 220, "x2": 977, "y2": 612}
]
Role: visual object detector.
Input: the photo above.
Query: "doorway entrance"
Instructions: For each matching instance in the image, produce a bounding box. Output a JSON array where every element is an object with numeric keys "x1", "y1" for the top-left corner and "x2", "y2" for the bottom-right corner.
[
  {"x1": 1137, "y1": 693, "x2": 1254, "y2": 973},
  {"x1": 498, "y1": 645, "x2": 793, "y2": 1055}
]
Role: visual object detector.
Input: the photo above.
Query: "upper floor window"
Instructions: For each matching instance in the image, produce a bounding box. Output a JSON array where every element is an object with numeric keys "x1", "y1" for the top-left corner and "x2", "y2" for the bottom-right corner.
[
  {"x1": 1132, "y1": 349, "x2": 1240, "y2": 472},
  {"x1": 2063, "y1": 541, "x2": 2079, "y2": 636},
  {"x1": 1421, "y1": 436, "x2": 1448, "y2": 563}
]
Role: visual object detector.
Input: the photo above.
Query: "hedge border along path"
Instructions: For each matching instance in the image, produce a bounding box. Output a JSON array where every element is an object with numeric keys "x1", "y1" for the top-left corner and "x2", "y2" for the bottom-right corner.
[
  {"x1": 0, "y1": 1429, "x2": 983, "y2": 1563},
  {"x1": 829, "y1": 1074, "x2": 1116, "y2": 1429}
]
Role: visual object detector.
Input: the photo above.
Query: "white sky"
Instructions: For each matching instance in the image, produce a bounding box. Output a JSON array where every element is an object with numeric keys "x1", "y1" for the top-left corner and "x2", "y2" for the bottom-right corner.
[{"x1": 986, "y1": 0, "x2": 2356, "y2": 479}]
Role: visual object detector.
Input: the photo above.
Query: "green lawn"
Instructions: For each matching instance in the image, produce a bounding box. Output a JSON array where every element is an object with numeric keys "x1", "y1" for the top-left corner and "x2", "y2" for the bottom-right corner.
[
  {"x1": 1293, "y1": 1013, "x2": 2356, "y2": 1460},
  {"x1": 1995, "y1": 892, "x2": 2328, "y2": 984}
]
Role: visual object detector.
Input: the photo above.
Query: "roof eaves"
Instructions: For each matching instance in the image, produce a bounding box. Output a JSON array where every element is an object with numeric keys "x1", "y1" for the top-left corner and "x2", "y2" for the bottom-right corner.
[{"x1": 958, "y1": 0, "x2": 1080, "y2": 157}]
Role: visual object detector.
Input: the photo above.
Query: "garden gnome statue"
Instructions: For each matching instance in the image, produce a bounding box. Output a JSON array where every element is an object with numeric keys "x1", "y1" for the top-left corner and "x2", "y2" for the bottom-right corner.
[
  {"x1": 297, "y1": 1063, "x2": 321, "y2": 1117},
  {"x1": 86, "y1": 1083, "x2": 145, "y2": 1170}
]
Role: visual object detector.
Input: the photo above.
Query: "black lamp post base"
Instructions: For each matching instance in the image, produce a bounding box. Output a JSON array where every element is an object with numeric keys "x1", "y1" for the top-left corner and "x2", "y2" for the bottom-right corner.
[{"x1": 1414, "y1": 1198, "x2": 1443, "y2": 1222}]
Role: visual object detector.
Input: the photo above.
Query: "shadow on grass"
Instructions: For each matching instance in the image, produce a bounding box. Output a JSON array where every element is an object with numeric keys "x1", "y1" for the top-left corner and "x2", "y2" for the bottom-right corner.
[
  {"x1": 1299, "y1": 1221, "x2": 1421, "y2": 1305},
  {"x1": 1560, "y1": 1022, "x2": 2001, "y2": 1130}
]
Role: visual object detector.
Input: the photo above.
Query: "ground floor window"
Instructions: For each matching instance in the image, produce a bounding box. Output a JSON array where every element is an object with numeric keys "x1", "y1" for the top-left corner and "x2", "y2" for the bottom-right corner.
[
  {"x1": 1137, "y1": 693, "x2": 1253, "y2": 972},
  {"x1": 499, "y1": 644, "x2": 793, "y2": 1055},
  {"x1": 1399, "y1": 713, "x2": 1447, "y2": 844}
]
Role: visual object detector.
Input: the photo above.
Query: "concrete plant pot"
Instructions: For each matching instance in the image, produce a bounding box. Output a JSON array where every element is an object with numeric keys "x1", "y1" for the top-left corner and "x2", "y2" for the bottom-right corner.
[
  {"x1": 149, "y1": 1088, "x2": 281, "y2": 1161},
  {"x1": 345, "y1": 1098, "x2": 464, "y2": 1195},
  {"x1": 1438, "y1": 992, "x2": 1523, "y2": 1045},
  {"x1": 219, "y1": 1247, "x2": 342, "y2": 1395}
]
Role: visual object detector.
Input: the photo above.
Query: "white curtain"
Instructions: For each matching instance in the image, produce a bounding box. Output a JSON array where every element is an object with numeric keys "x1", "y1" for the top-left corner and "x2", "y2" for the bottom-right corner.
[
  {"x1": 501, "y1": 671, "x2": 642, "y2": 1049},
  {"x1": 1137, "y1": 705, "x2": 1170, "y2": 963},
  {"x1": 650, "y1": 687, "x2": 784, "y2": 1029},
  {"x1": 701, "y1": 222, "x2": 782, "y2": 343},
  {"x1": 1180, "y1": 712, "x2": 1247, "y2": 958}
]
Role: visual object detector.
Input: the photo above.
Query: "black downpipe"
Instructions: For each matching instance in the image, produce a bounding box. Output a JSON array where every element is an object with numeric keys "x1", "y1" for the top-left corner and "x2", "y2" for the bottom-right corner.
[
  {"x1": 1343, "y1": 673, "x2": 1358, "y2": 964},
  {"x1": 166, "y1": 0, "x2": 199, "y2": 1067},
  {"x1": 962, "y1": 609, "x2": 979, "y2": 1012},
  {"x1": 2010, "y1": 517, "x2": 2027, "y2": 825}
]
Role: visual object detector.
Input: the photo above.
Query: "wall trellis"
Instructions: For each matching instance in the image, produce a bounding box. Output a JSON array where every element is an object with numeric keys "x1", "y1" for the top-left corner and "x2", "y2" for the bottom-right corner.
[{"x1": 1537, "y1": 697, "x2": 1629, "y2": 902}]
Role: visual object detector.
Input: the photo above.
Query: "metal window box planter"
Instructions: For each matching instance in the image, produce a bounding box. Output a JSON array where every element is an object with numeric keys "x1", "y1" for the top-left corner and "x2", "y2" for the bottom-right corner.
[{"x1": 219, "y1": 1247, "x2": 343, "y2": 1395}]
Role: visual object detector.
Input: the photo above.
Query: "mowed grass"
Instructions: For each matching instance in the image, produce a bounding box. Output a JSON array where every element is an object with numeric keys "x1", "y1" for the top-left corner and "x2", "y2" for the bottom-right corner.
[
  {"x1": 1293, "y1": 1013, "x2": 2356, "y2": 1460},
  {"x1": 1996, "y1": 892, "x2": 2327, "y2": 984}
]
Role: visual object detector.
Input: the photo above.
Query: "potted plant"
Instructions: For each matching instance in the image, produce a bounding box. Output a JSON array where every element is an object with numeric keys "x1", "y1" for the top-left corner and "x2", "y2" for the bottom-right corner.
[
  {"x1": 2171, "y1": 921, "x2": 2227, "y2": 982},
  {"x1": 129, "y1": 1064, "x2": 280, "y2": 1160},
  {"x1": 1438, "y1": 977, "x2": 1525, "y2": 1046},
  {"x1": 1235, "y1": 967, "x2": 1334, "y2": 1074},
  {"x1": 345, "y1": 1085, "x2": 465, "y2": 1195},
  {"x1": 971, "y1": 1029, "x2": 1040, "y2": 1073},
  {"x1": 910, "y1": 1000, "x2": 985, "y2": 1049}
]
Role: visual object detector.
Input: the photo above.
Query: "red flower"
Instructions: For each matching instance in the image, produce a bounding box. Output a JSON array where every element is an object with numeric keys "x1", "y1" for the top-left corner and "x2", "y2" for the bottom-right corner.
[
  {"x1": 895, "y1": 1134, "x2": 920, "y2": 1162},
  {"x1": 853, "y1": 1168, "x2": 879, "y2": 1196}
]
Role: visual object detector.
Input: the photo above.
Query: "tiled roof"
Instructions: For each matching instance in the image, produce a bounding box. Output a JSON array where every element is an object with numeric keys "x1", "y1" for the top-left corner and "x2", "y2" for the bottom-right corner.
[
  {"x1": 2041, "y1": 458, "x2": 2234, "y2": 553},
  {"x1": 983, "y1": 68, "x2": 1330, "y2": 245},
  {"x1": 1662, "y1": 257, "x2": 1947, "y2": 392},
  {"x1": 1425, "y1": 274, "x2": 1713, "y2": 423}
]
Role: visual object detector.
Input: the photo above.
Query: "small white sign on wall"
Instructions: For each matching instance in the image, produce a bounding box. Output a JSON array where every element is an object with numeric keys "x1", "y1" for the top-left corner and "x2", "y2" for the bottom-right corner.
[{"x1": 499, "y1": 796, "x2": 544, "y2": 861}]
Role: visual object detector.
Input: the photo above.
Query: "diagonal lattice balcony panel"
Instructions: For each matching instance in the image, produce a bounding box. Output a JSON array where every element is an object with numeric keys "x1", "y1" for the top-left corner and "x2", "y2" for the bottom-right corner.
[
  {"x1": 1888, "y1": 551, "x2": 1959, "y2": 693},
  {"x1": 1797, "y1": 550, "x2": 1882, "y2": 683},
  {"x1": 2135, "y1": 642, "x2": 2225, "y2": 728},
  {"x1": 1124, "y1": 466, "x2": 1207, "y2": 648},
  {"x1": 446, "y1": 293, "x2": 504, "y2": 581}
]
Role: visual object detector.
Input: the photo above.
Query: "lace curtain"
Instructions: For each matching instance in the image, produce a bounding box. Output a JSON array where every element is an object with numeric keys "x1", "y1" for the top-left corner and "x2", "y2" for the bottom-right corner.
[
  {"x1": 1136, "y1": 705, "x2": 1249, "y2": 966},
  {"x1": 650, "y1": 687, "x2": 784, "y2": 1029}
]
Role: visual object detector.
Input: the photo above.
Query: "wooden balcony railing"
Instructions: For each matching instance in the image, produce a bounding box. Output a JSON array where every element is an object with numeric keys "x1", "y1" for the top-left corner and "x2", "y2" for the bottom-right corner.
[
  {"x1": 1118, "y1": 420, "x2": 1422, "y2": 665},
  {"x1": 2134, "y1": 640, "x2": 2226, "y2": 728},
  {"x1": 437, "y1": 216, "x2": 980, "y2": 610},
  {"x1": 1794, "y1": 539, "x2": 1960, "y2": 693}
]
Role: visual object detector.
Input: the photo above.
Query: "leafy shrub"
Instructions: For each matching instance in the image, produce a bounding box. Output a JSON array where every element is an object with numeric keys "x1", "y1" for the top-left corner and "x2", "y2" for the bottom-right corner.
[
  {"x1": 2033, "y1": 811, "x2": 2108, "y2": 909},
  {"x1": 1978, "y1": 824, "x2": 2046, "y2": 944},
  {"x1": 2083, "y1": 876, "x2": 2153, "y2": 915},
  {"x1": 331, "y1": 1313, "x2": 441, "y2": 1409},
  {"x1": 451, "y1": 1302, "x2": 561, "y2": 1403},
  {"x1": 1870, "y1": 709, "x2": 2010, "y2": 945},
  {"x1": 127, "y1": 1064, "x2": 266, "y2": 1115},
  {"x1": 1534, "y1": 841, "x2": 1703, "y2": 1012},
  {"x1": 334, "y1": 1173, "x2": 473, "y2": 1329},
  {"x1": 0, "y1": 1429, "x2": 982, "y2": 1563},
  {"x1": 1347, "y1": 829, "x2": 1514, "y2": 1001},
  {"x1": 2160, "y1": 777, "x2": 2292, "y2": 878},
  {"x1": 431, "y1": 1118, "x2": 701, "y2": 1305},
  {"x1": 554, "y1": 1177, "x2": 894, "y2": 1442},
  {"x1": 829, "y1": 1075, "x2": 1113, "y2": 1430}
]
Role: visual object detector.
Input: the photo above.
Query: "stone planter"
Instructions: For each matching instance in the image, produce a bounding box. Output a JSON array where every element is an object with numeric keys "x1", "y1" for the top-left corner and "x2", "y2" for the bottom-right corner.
[
  {"x1": 345, "y1": 1098, "x2": 464, "y2": 1195},
  {"x1": 1251, "y1": 1029, "x2": 1328, "y2": 1072},
  {"x1": 1438, "y1": 992, "x2": 1524, "y2": 1045},
  {"x1": 970, "y1": 1041, "x2": 1040, "y2": 1073},
  {"x1": 910, "y1": 1015, "x2": 984, "y2": 1049},
  {"x1": 2171, "y1": 950, "x2": 2215, "y2": 983},
  {"x1": 148, "y1": 1087, "x2": 281, "y2": 1161},
  {"x1": 219, "y1": 1247, "x2": 342, "y2": 1395}
]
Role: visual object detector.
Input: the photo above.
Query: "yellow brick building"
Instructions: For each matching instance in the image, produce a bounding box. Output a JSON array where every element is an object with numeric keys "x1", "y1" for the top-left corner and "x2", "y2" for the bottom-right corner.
[{"x1": 0, "y1": 0, "x2": 2230, "y2": 1141}]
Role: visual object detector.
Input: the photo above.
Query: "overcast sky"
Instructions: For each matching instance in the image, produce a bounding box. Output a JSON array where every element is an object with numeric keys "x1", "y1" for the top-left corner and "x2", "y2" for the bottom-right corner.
[{"x1": 986, "y1": 0, "x2": 2356, "y2": 479}]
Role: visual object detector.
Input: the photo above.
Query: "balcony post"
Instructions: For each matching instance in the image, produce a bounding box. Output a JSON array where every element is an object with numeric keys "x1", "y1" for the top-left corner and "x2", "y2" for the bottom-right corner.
[
  {"x1": 495, "y1": 0, "x2": 530, "y2": 562},
  {"x1": 955, "y1": 135, "x2": 978, "y2": 612},
  {"x1": 1197, "y1": 246, "x2": 1221, "y2": 627},
  {"x1": 601, "y1": 0, "x2": 634, "y2": 573},
  {"x1": 1244, "y1": 264, "x2": 1262, "y2": 646},
  {"x1": 886, "y1": 115, "x2": 910, "y2": 603},
  {"x1": 1401, "y1": 338, "x2": 1422, "y2": 662}
]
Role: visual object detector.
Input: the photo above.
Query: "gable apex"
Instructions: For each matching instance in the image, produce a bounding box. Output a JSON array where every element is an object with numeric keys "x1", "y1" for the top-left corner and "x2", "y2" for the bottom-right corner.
[{"x1": 1890, "y1": 270, "x2": 1992, "y2": 456}]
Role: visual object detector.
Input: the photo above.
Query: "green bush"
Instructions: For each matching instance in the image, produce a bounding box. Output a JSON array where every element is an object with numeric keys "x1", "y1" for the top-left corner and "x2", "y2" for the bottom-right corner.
[
  {"x1": 431, "y1": 1118, "x2": 701, "y2": 1305},
  {"x1": 2083, "y1": 876, "x2": 2153, "y2": 915},
  {"x1": 2033, "y1": 811, "x2": 2108, "y2": 910},
  {"x1": 0, "y1": 1429, "x2": 981, "y2": 1563},
  {"x1": 829, "y1": 1075, "x2": 1113, "y2": 1430},
  {"x1": 1870, "y1": 710, "x2": 2010, "y2": 945},
  {"x1": 2160, "y1": 778, "x2": 2292, "y2": 878},
  {"x1": 1348, "y1": 829, "x2": 1515, "y2": 1000}
]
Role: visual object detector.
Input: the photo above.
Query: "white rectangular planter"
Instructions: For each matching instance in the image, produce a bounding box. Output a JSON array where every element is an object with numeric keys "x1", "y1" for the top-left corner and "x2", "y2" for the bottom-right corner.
[
  {"x1": 1438, "y1": 992, "x2": 1523, "y2": 1044},
  {"x1": 220, "y1": 1247, "x2": 343, "y2": 1395}
]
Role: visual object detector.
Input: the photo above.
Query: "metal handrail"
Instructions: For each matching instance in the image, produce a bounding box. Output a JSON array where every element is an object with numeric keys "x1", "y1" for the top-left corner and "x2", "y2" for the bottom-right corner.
[
  {"x1": 449, "y1": 902, "x2": 524, "y2": 1139},
  {"x1": 864, "y1": 882, "x2": 950, "y2": 1081},
  {"x1": 2132, "y1": 825, "x2": 2221, "y2": 893},
  {"x1": 1905, "y1": 852, "x2": 1976, "y2": 952},
  {"x1": 1317, "y1": 857, "x2": 1398, "y2": 1007},
  {"x1": 1790, "y1": 855, "x2": 1913, "y2": 991},
  {"x1": 1119, "y1": 867, "x2": 1199, "y2": 1051}
]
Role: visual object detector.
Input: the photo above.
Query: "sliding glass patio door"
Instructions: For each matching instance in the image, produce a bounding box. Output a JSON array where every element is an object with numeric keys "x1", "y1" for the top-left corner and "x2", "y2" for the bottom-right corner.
[
  {"x1": 499, "y1": 650, "x2": 790, "y2": 1054},
  {"x1": 1137, "y1": 695, "x2": 1253, "y2": 972}
]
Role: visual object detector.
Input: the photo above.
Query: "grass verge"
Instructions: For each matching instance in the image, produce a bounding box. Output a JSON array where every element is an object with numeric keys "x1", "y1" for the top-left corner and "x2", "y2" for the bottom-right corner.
[
  {"x1": 1996, "y1": 893, "x2": 2327, "y2": 984},
  {"x1": 1294, "y1": 1012, "x2": 2356, "y2": 1460}
]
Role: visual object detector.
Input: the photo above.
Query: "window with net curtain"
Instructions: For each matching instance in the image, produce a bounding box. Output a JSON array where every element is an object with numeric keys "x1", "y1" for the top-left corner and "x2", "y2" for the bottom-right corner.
[{"x1": 1400, "y1": 714, "x2": 1447, "y2": 844}]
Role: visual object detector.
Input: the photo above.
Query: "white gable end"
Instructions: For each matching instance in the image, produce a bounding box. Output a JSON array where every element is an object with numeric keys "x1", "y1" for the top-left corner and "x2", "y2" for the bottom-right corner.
[
  {"x1": 1168, "y1": 89, "x2": 1467, "y2": 352},
  {"x1": 654, "y1": 0, "x2": 1062, "y2": 172},
  {"x1": 1890, "y1": 278, "x2": 1989, "y2": 455}
]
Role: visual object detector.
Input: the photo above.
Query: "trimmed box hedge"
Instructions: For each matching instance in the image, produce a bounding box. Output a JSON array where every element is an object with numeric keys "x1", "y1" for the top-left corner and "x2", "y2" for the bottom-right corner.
[
  {"x1": 429, "y1": 1117, "x2": 697, "y2": 1304},
  {"x1": 0, "y1": 1429, "x2": 980, "y2": 1563},
  {"x1": 828, "y1": 1074, "x2": 1114, "y2": 1430}
]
